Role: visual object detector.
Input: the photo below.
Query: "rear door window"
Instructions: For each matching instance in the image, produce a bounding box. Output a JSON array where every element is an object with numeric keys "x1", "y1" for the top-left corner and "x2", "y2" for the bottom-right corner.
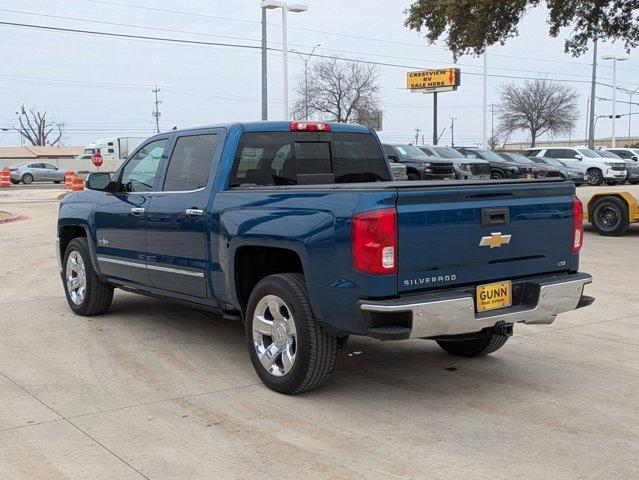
[
  {"x1": 544, "y1": 149, "x2": 570, "y2": 158},
  {"x1": 163, "y1": 134, "x2": 219, "y2": 191},
  {"x1": 229, "y1": 132, "x2": 390, "y2": 187}
]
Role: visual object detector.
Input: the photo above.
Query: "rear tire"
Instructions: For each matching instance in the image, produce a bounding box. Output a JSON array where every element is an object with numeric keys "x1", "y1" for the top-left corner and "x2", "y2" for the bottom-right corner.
[
  {"x1": 63, "y1": 238, "x2": 114, "y2": 315},
  {"x1": 53, "y1": 180, "x2": 62, "y2": 184},
  {"x1": 590, "y1": 196, "x2": 630, "y2": 236},
  {"x1": 490, "y1": 170, "x2": 504, "y2": 179},
  {"x1": 437, "y1": 334, "x2": 509, "y2": 357},
  {"x1": 21, "y1": 173, "x2": 33, "y2": 184},
  {"x1": 246, "y1": 273, "x2": 337, "y2": 394}
]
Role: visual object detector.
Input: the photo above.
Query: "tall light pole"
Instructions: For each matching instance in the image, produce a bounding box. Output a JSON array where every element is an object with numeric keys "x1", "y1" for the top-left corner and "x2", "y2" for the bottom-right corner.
[
  {"x1": 587, "y1": 39, "x2": 598, "y2": 148},
  {"x1": 601, "y1": 54, "x2": 629, "y2": 147},
  {"x1": 261, "y1": 6, "x2": 268, "y2": 120},
  {"x1": 260, "y1": 1, "x2": 308, "y2": 120},
  {"x1": 293, "y1": 43, "x2": 321, "y2": 120}
]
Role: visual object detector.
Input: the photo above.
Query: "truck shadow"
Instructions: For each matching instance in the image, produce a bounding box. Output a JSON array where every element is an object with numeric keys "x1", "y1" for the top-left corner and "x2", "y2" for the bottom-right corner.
[{"x1": 104, "y1": 292, "x2": 539, "y2": 404}]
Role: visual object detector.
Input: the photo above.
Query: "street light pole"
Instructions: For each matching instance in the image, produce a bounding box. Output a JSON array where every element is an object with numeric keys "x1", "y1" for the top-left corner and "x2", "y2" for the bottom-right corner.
[
  {"x1": 602, "y1": 54, "x2": 629, "y2": 147},
  {"x1": 261, "y1": 6, "x2": 268, "y2": 120},
  {"x1": 260, "y1": 1, "x2": 308, "y2": 120}
]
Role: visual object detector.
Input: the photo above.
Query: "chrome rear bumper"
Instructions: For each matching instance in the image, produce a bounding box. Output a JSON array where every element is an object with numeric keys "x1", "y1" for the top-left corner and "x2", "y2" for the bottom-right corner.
[{"x1": 360, "y1": 273, "x2": 593, "y2": 339}]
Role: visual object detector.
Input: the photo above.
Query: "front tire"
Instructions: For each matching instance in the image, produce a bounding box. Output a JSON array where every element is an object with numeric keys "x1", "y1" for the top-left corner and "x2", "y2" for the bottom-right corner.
[
  {"x1": 246, "y1": 273, "x2": 337, "y2": 394},
  {"x1": 437, "y1": 334, "x2": 509, "y2": 357},
  {"x1": 587, "y1": 168, "x2": 604, "y2": 186},
  {"x1": 490, "y1": 170, "x2": 504, "y2": 179},
  {"x1": 63, "y1": 238, "x2": 114, "y2": 315}
]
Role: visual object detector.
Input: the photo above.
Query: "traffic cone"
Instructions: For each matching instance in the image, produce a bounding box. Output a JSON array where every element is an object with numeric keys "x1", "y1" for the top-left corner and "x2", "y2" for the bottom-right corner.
[
  {"x1": 0, "y1": 168, "x2": 10, "y2": 188},
  {"x1": 64, "y1": 170, "x2": 76, "y2": 189},
  {"x1": 71, "y1": 175, "x2": 84, "y2": 192}
]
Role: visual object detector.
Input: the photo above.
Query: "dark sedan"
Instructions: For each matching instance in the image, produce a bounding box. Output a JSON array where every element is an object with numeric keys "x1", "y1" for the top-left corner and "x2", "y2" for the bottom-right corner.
[
  {"x1": 527, "y1": 157, "x2": 588, "y2": 185},
  {"x1": 497, "y1": 152, "x2": 562, "y2": 179}
]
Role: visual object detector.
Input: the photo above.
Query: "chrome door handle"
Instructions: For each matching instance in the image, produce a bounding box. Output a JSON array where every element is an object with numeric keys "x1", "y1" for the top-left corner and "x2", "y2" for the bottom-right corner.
[
  {"x1": 185, "y1": 208, "x2": 204, "y2": 217},
  {"x1": 130, "y1": 207, "x2": 146, "y2": 215}
]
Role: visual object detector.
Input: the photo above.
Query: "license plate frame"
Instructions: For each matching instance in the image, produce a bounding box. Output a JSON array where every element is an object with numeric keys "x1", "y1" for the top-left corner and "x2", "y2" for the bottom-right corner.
[{"x1": 476, "y1": 281, "x2": 512, "y2": 313}]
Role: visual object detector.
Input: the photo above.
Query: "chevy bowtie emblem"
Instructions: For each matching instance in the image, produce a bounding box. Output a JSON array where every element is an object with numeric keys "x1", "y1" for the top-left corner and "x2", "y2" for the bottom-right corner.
[{"x1": 479, "y1": 232, "x2": 512, "y2": 248}]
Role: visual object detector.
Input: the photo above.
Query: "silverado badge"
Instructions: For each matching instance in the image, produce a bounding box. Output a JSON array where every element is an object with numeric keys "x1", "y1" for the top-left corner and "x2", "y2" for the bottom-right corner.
[{"x1": 479, "y1": 232, "x2": 511, "y2": 249}]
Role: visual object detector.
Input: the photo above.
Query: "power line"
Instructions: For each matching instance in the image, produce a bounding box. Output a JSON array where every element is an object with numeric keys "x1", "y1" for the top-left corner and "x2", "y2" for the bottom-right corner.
[
  {"x1": 1, "y1": 8, "x2": 622, "y2": 81},
  {"x1": 0, "y1": 21, "x2": 623, "y2": 87}
]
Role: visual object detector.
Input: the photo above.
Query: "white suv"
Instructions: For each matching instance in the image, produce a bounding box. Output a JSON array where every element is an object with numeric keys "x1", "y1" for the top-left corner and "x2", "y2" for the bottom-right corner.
[{"x1": 525, "y1": 147, "x2": 626, "y2": 186}]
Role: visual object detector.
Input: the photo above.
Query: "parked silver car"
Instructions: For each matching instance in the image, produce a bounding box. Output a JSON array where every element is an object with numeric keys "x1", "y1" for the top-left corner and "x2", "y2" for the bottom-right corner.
[{"x1": 9, "y1": 162, "x2": 65, "y2": 184}]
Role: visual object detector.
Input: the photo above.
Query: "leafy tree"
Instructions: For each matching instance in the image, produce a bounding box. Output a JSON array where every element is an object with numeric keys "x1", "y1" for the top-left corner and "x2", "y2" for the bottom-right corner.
[
  {"x1": 496, "y1": 79, "x2": 579, "y2": 147},
  {"x1": 404, "y1": 0, "x2": 639, "y2": 58},
  {"x1": 16, "y1": 105, "x2": 64, "y2": 146},
  {"x1": 291, "y1": 57, "x2": 381, "y2": 123}
]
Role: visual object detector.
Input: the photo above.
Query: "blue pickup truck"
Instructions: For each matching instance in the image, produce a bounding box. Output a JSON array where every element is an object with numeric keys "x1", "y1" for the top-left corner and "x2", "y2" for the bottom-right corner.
[{"x1": 57, "y1": 121, "x2": 594, "y2": 394}]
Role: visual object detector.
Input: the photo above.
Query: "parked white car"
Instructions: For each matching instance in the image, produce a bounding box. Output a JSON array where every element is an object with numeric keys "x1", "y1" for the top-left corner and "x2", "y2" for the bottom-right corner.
[{"x1": 525, "y1": 147, "x2": 626, "y2": 186}]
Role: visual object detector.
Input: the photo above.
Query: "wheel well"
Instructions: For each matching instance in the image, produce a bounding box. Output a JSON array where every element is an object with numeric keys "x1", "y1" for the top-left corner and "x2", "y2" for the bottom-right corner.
[
  {"x1": 59, "y1": 225, "x2": 87, "y2": 257},
  {"x1": 235, "y1": 246, "x2": 303, "y2": 310},
  {"x1": 587, "y1": 167, "x2": 602, "y2": 172}
]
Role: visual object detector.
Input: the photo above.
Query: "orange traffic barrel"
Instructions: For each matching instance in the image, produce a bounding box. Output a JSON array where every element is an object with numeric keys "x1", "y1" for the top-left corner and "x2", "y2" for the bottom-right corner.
[
  {"x1": 64, "y1": 170, "x2": 76, "y2": 188},
  {"x1": 0, "y1": 168, "x2": 10, "y2": 188},
  {"x1": 71, "y1": 176, "x2": 84, "y2": 192}
]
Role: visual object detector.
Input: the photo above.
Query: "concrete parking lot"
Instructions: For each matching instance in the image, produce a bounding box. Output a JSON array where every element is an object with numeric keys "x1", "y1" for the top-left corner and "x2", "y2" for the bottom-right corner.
[{"x1": 1, "y1": 185, "x2": 638, "y2": 479}]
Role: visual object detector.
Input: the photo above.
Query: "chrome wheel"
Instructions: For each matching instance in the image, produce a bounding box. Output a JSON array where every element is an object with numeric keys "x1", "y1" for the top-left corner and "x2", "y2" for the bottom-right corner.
[
  {"x1": 66, "y1": 250, "x2": 86, "y2": 305},
  {"x1": 588, "y1": 170, "x2": 602, "y2": 185},
  {"x1": 252, "y1": 294, "x2": 297, "y2": 377}
]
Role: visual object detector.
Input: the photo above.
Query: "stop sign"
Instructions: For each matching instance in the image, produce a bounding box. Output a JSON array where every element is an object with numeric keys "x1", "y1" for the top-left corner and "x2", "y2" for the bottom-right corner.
[{"x1": 92, "y1": 152, "x2": 103, "y2": 167}]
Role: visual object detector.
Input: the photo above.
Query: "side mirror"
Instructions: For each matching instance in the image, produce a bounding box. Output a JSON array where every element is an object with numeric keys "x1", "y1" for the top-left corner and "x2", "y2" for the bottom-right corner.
[
  {"x1": 86, "y1": 172, "x2": 111, "y2": 191},
  {"x1": 387, "y1": 154, "x2": 398, "y2": 162},
  {"x1": 573, "y1": 154, "x2": 582, "y2": 160},
  {"x1": 632, "y1": 155, "x2": 637, "y2": 161}
]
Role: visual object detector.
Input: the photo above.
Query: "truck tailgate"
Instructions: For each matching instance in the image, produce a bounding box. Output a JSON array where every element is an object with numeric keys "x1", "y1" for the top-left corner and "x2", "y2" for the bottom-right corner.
[{"x1": 396, "y1": 181, "x2": 577, "y2": 293}]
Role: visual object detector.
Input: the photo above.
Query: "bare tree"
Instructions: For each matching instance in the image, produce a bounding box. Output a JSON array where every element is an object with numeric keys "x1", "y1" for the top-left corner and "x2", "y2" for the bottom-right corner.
[
  {"x1": 292, "y1": 57, "x2": 381, "y2": 124},
  {"x1": 496, "y1": 79, "x2": 579, "y2": 147},
  {"x1": 16, "y1": 105, "x2": 64, "y2": 146}
]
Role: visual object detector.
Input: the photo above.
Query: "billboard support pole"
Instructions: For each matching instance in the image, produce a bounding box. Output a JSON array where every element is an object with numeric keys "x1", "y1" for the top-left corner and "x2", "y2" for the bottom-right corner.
[{"x1": 433, "y1": 92, "x2": 438, "y2": 145}]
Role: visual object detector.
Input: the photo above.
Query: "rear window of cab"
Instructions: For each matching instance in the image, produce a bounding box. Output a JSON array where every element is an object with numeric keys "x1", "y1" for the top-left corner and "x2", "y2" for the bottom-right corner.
[{"x1": 229, "y1": 132, "x2": 391, "y2": 187}]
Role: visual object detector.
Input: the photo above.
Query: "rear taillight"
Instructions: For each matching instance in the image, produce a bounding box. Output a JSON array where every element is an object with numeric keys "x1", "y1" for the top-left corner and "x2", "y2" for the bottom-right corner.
[
  {"x1": 9, "y1": 168, "x2": 17, "y2": 172},
  {"x1": 572, "y1": 197, "x2": 584, "y2": 253},
  {"x1": 352, "y1": 208, "x2": 397, "y2": 274},
  {"x1": 290, "y1": 121, "x2": 331, "y2": 132}
]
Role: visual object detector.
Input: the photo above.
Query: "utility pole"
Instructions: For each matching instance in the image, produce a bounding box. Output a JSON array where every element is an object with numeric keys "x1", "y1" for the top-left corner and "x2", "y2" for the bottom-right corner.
[
  {"x1": 585, "y1": 97, "x2": 590, "y2": 143},
  {"x1": 450, "y1": 117, "x2": 456, "y2": 147},
  {"x1": 414, "y1": 128, "x2": 422, "y2": 145},
  {"x1": 152, "y1": 85, "x2": 162, "y2": 134},
  {"x1": 588, "y1": 39, "x2": 598, "y2": 148},
  {"x1": 482, "y1": 52, "x2": 488, "y2": 148},
  {"x1": 432, "y1": 92, "x2": 438, "y2": 145},
  {"x1": 489, "y1": 104, "x2": 496, "y2": 139},
  {"x1": 261, "y1": 6, "x2": 268, "y2": 121},
  {"x1": 294, "y1": 44, "x2": 321, "y2": 120}
]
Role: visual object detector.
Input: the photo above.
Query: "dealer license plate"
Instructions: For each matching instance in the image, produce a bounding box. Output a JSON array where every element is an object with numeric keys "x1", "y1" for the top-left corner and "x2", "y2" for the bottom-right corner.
[{"x1": 476, "y1": 281, "x2": 512, "y2": 312}]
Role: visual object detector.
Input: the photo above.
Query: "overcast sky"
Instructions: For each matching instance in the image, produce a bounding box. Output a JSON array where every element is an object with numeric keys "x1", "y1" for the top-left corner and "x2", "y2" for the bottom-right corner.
[{"x1": 1, "y1": 0, "x2": 638, "y2": 148}]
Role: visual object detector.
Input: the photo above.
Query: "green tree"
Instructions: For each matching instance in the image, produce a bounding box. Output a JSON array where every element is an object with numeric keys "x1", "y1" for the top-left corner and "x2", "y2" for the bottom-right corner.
[{"x1": 404, "y1": 0, "x2": 639, "y2": 58}]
